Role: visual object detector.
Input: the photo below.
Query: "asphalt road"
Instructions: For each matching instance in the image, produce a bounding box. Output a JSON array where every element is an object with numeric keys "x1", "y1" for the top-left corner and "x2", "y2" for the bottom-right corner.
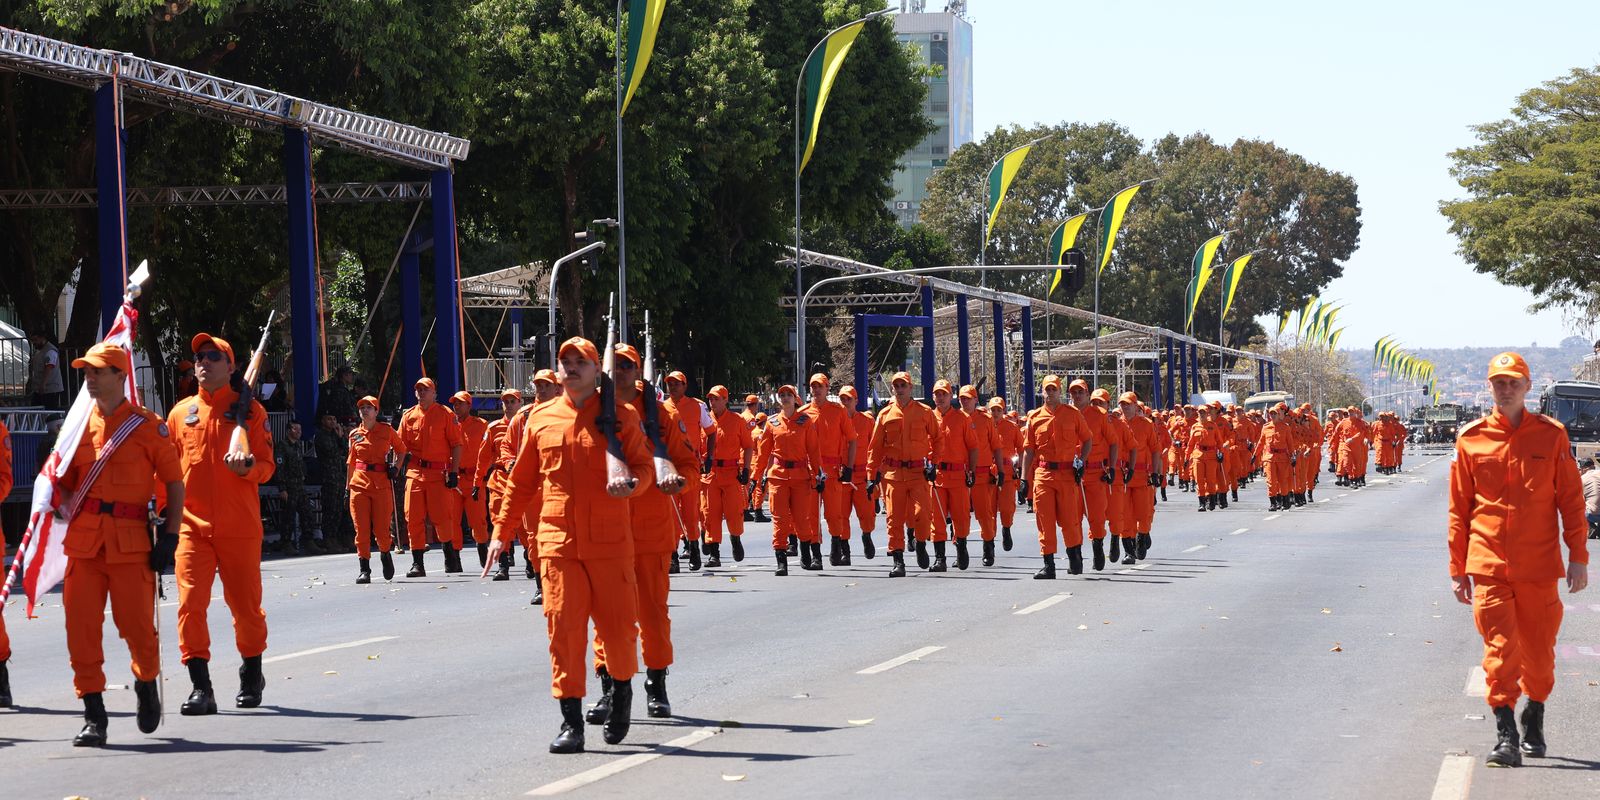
[{"x1": 4, "y1": 446, "x2": 1598, "y2": 799}]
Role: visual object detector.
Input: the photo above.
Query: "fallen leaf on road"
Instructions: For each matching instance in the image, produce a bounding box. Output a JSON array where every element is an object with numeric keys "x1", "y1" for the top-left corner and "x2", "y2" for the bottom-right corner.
[
  {"x1": 437, "y1": 585, "x2": 448, "y2": 590},
  {"x1": 848, "y1": 718, "x2": 875, "y2": 726},
  {"x1": 992, "y1": 716, "x2": 1003, "y2": 721},
  {"x1": 1425, "y1": 640, "x2": 1434, "y2": 645},
  {"x1": 729, "y1": 577, "x2": 738, "y2": 583},
  {"x1": 367, "y1": 654, "x2": 380, "y2": 660},
  {"x1": 1032, "y1": 742, "x2": 1049, "y2": 748},
  {"x1": 791, "y1": 693, "x2": 810, "y2": 699},
  {"x1": 1329, "y1": 643, "x2": 1343, "y2": 652},
  {"x1": 1102, "y1": 621, "x2": 1111, "y2": 625},
  {"x1": 1077, "y1": 625, "x2": 1088, "y2": 630},
  {"x1": 1320, "y1": 608, "x2": 1331, "y2": 614},
  {"x1": 722, "y1": 774, "x2": 747, "y2": 782},
  {"x1": 324, "y1": 670, "x2": 339, "y2": 675},
  {"x1": 1251, "y1": 760, "x2": 1263, "y2": 766}
]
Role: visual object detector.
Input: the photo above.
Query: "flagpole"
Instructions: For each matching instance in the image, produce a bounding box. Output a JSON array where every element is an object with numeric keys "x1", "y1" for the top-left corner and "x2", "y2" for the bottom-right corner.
[
  {"x1": 1090, "y1": 180, "x2": 1151, "y2": 387},
  {"x1": 615, "y1": 0, "x2": 629, "y2": 342}
]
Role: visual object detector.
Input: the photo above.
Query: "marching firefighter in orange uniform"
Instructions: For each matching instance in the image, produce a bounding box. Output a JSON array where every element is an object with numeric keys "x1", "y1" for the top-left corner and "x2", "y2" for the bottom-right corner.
[
  {"x1": 168, "y1": 332, "x2": 274, "y2": 716},
  {"x1": 501, "y1": 370, "x2": 560, "y2": 587},
  {"x1": 1070, "y1": 381, "x2": 1118, "y2": 568},
  {"x1": 757, "y1": 384, "x2": 825, "y2": 573},
  {"x1": 929, "y1": 379, "x2": 977, "y2": 572},
  {"x1": 447, "y1": 391, "x2": 491, "y2": 569},
  {"x1": 59, "y1": 343, "x2": 184, "y2": 746},
  {"x1": 587, "y1": 343, "x2": 697, "y2": 724},
  {"x1": 989, "y1": 397, "x2": 1024, "y2": 555},
  {"x1": 865, "y1": 372, "x2": 940, "y2": 577},
  {"x1": 839, "y1": 385, "x2": 877, "y2": 558},
  {"x1": 398, "y1": 377, "x2": 464, "y2": 577},
  {"x1": 1023, "y1": 375, "x2": 1093, "y2": 578},
  {"x1": 740, "y1": 394, "x2": 771, "y2": 523},
  {"x1": 1261, "y1": 403, "x2": 1295, "y2": 512},
  {"x1": 1118, "y1": 394, "x2": 1161, "y2": 560},
  {"x1": 1301, "y1": 403, "x2": 1324, "y2": 504},
  {"x1": 1188, "y1": 404, "x2": 1227, "y2": 511},
  {"x1": 0, "y1": 416, "x2": 10, "y2": 709},
  {"x1": 663, "y1": 372, "x2": 709, "y2": 562},
  {"x1": 960, "y1": 385, "x2": 1004, "y2": 568},
  {"x1": 1099, "y1": 390, "x2": 1134, "y2": 568},
  {"x1": 700, "y1": 385, "x2": 755, "y2": 566},
  {"x1": 801, "y1": 374, "x2": 860, "y2": 566},
  {"x1": 1324, "y1": 408, "x2": 1345, "y2": 479},
  {"x1": 1334, "y1": 406, "x2": 1373, "y2": 488},
  {"x1": 347, "y1": 395, "x2": 405, "y2": 583},
  {"x1": 477, "y1": 389, "x2": 522, "y2": 581},
  {"x1": 1449, "y1": 351, "x2": 1589, "y2": 768},
  {"x1": 488, "y1": 337, "x2": 654, "y2": 754}
]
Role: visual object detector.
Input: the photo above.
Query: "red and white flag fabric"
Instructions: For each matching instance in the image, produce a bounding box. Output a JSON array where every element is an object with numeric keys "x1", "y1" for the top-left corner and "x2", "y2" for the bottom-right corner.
[{"x1": 1, "y1": 296, "x2": 142, "y2": 618}]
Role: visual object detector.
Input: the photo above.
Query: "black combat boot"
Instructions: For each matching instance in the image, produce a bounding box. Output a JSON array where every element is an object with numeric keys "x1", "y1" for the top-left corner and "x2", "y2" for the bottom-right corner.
[
  {"x1": 1487, "y1": 705, "x2": 1522, "y2": 767},
  {"x1": 1520, "y1": 700, "x2": 1546, "y2": 757},
  {"x1": 705, "y1": 542, "x2": 722, "y2": 569},
  {"x1": 444, "y1": 543, "x2": 464, "y2": 574},
  {"x1": 181, "y1": 658, "x2": 217, "y2": 716},
  {"x1": 526, "y1": 546, "x2": 538, "y2": 578},
  {"x1": 1120, "y1": 537, "x2": 1138, "y2": 565},
  {"x1": 406, "y1": 549, "x2": 427, "y2": 578},
  {"x1": 1092, "y1": 538, "x2": 1107, "y2": 572},
  {"x1": 645, "y1": 668, "x2": 672, "y2": 718},
  {"x1": 550, "y1": 697, "x2": 586, "y2": 754},
  {"x1": 1268, "y1": 495, "x2": 1280, "y2": 511},
  {"x1": 74, "y1": 692, "x2": 109, "y2": 747},
  {"x1": 670, "y1": 552, "x2": 681, "y2": 574},
  {"x1": 861, "y1": 531, "x2": 876, "y2": 559},
  {"x1": 1198, "y1": 495, "x2": 1209, "y2": 512},
  {"x1": 929, "y1": 540, "x2": 948, "y2": 572},
  {"x1": 774, "y1": 549, "x2": 789, "y2": 576},
  {"x1": 804, "y1": 541, "x2": 824, "y2": 571},
  {"x1": 837, "y1": 536, "x2": 852, "y2": 566},
  {"x1": 1032, "y1": 554, "x2": 1056, "y2": 579},
  {"x1": 531, "y1": 573, "x2": 544, "y2": 606},
  {"x1": 731, "y1": 535, "x2": 745, "y2": 563},
  {"x1": 1218, "y1": 492, "x2": 1228, "y2": 509},
  {"x1": 1296, "y1": 492, "x2": 1308, "y2": 506},
  {"x1": 1231, "y1": 486, "x2": 1239, "y2": 502},
  {"x1": 493, "y1": 550, "x2": 512, "y2": 581},
  {"x1": 477, "y1": 541, "x2": 489, "y2": 568},
  {"x1": 586, "y1": 667, "x2": 614, "y2": 725},
  {"x1": 237, "y1": 655, "x2": 265, "y2": 708},
  {"x1": 915, "y1": 539, "x2": 930, "y2": 570},
  {"x1": 1109, "y1": 535, "x2": 1121, "y2": 563},
  {"x1": 1137, "y1": 532, "x2": 1151, "y2": 559},
  {"x1": 982, "y1": 539, "x2": 996, "y2": 567},
  {"x1": 684, "y1": 537, "x2": 701, "y2": 571},
  {"x1": 754, "y1": 508, "x2": 770, "y2": 523},
  {"x1": 356, "y1": 558, "x2": 371, "y2": 584},
  {"x1": 1066, "y1": 545, "x2": 1084, "y2": 575},
  {"x1": 888, "y1": 550, "x2": 907, "y2": 578},
  {"x1": 380, "y1": 551, "x2": 395, "y2": 581},
  {"x1": 955, "y1": 538, "x2": 970, "y2": 570},
  {"x1": 603, "y1": 679, "x2": 633, "y2": 745},
  {"x1": 0, "y1": 659, "x2": 10, "y2": 708},
  {"x1": 828, "y1": 537, "x2": 842, "y2": 566},
  {"x1": 134, "y1": 678, "x2": 161, "y2": 733},
  {"x1": 1001, "y1": 526, "x2": 1013, "y2": 551},
  {"x1": 786, "y1": 535, "x2": 799, "y2": 557}
]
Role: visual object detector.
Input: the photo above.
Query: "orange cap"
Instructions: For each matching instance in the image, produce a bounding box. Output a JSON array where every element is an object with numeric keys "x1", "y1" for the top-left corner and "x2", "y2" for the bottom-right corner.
[
  {"x1": 415, "y1": 377, "x2": 437, "y2": 391},
  {"x1": 987, "y1": 397, "x2": 1006, "y2": 410},
  {"x1": 190, "y1": 332, "x2": 235, "y2": 365},
  {"x1": 72, "y1": 342, "x2": 131, "y2": 373},
  {"x1": 1090, "y1": 388, "x2": 1111, "y2": 403},
  {"x1": 500, "y1": 388, "x2": 522, "y2": 401},
  {"x1": 450, "y1": 390, "x2": 473, "y2": 405},
  {"x1": 839, "y1": 385, "x2": 858, "y2": 398},
  {"x1": 755, "y1": 412, "x2": 768, "y2": 423},
  {"x1": 665, "y1": 370, "x2": 687, "y2": 384},
  {"x1": 890, "y1": 371, "x2": 912, "y2": 386},
  {"x1": 558, "y1": 337, "x2": 599, "y2": 363},
  {"x1": 1041, "y1": 375, "x2": 1063, "y2": 390},
  {"x1": 1487, "y1": 351, "x2": 1529, "y2": 381},
  {"x1": 745, "y1": 393, "x2": 760, "y2": 404},
  {"x1": 357, "y1": 395, "x2": 379, "y2": 410},
  {"x1": 1068, "y1": 378, "x2": 1089, "y2": 392},
  {"x1": 959, "y1": 384, "x2": 978, "y2": 399},
  {"x1": 776, "y1": 384, "x2": 799, "y2": 397},
  {"x1": 612, "y1": 342, "x2": 641, "y2": 367},
  {"x1": 707, "y1": 385, "x2": 730, "y2": 400},
  {"x1": 1118, "y1": 391, "x2": 1139, "y2": 405},
  {"x1": 808, "y1": 372, "x2": 830, "y2": 387},
  {"x1": 176, "y1": 359, "x2": 193, "y2": 371},
  {"x1": 532, "y1": 369, "x2": 557, "y2": 385},
  {"x1": 932, "y1": 379, "x2": 954, "y2": 394}
]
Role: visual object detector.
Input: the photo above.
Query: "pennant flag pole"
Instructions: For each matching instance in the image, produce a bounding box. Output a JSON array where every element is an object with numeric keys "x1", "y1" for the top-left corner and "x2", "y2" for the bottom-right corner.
[
  {"x1": 1184, "y1": 233, "x2": 1227, "y2": 333},
  {"x1": 984, "y1": 137, "x2": 1047, "y2": 254},
  {"x1": 1276, "y1": 308, "x2": 1292, "y2": 337},
  {"x1": 1219, "y1": 252, "x2": 1254, "y2": 322},
  {"x1": 1046, "y1": 211, "x2": 1091, "y2": 296},
  {"x1": 1096, "y1": 182, "x2": 1146, "y2": 275}
]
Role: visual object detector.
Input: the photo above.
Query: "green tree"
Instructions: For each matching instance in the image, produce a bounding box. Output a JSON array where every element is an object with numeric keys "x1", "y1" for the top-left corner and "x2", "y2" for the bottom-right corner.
[{"x1": 1441, "y1": 65, "x2": 1600, "y2": 327}]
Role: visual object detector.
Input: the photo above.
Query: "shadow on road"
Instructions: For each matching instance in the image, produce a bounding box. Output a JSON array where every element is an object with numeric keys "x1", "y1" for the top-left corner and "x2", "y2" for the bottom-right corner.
[
  {"x1": 1529, "y1": 756, "x2": 1600, "y2": 771},
  {"x1": 258, "y1": 704, "x2": 460, "y2": 723},
  {"x1": 653, "y1": 715, "x2": 843, "y2": 734},
  {"x1": 97, "y1": 736, "x2": 378, "y2": 754}
]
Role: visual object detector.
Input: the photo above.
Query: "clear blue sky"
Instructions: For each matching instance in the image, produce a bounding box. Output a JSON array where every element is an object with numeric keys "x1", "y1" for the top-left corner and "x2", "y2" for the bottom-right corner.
[{"x1": 965, "y1": 0, "x2": 1600, "y2": 349}]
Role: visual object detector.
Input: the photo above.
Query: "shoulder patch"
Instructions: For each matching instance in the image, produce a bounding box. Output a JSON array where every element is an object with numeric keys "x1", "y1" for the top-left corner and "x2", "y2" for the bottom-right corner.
[{"x1": 157, "y1": 422, "x2": 170, "y2": 438}]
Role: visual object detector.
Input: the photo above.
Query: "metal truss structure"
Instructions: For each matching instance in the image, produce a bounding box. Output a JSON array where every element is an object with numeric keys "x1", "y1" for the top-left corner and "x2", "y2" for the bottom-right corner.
[
  {"x1": 460, "y1": 262, "x2": 549, "y2": 310},
  {"x1": 0, "y1": 181, "x2": 430, "y2": 209},
  {"x1": 778, "y1": 292, "x2": 921, "y2": 308}
]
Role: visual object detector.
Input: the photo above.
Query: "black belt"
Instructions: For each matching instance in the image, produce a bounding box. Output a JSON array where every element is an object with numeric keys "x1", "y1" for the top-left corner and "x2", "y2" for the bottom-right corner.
[
  {"x1": 887, "y1": 459, "x2": 923, "y2": 468},
  {"x1": 780, "y1": 460, "x2": 803, "y2": 469},
  {"x1": 416, "y1": 459, "x2": 449, "y2": 470},
  {"x1": 91, "y1": 500, "x2": 147, "y2": 521},
  {"x1": 1041, "y1": 461, "x2": 1075, "y2": 470}
]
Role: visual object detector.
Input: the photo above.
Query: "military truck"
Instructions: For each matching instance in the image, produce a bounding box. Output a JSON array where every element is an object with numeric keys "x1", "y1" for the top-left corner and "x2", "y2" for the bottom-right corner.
[
  {"x1": 1422, "y1": 404, "x2": 1465, "y2": 444},
  {"x1": 1538, "y1": 380, "x2": 1600, "y2": 462}
]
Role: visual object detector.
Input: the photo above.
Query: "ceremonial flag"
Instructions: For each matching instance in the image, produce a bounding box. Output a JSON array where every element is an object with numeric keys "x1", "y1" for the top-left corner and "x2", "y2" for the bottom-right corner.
[
  {"x1": 620, "y1": 0, "x2": 669, "y2": 117},
  {"x1": 1297, "y1": 296, "x2": 1319, "y2": 337},
  {"x1": 985, "y1": 139, "x2": 1042, "y2": 248},
  {"x1": 1220, "y1": 253, "x2": 1253, "y2": 321},
  {"x1": 1097, "y1": 182, "x2": 1144, "y2": 274},
  {"x1": 1046, "y1": 211, "x2": 1091, "y2": 295},
  {"x1": 1276, "y1": 308, "x2": 1292, "y2": 337},
  {"x1": 1328, "y1": 327, "x2": 1345, "y2": 350},
  {"x1": 1372, "y1": 336, "x2": 1392, "y2": 366},
  {"x1": 799, "y1": 16, "x2": 872, "y2": 174},
  {"x1": 3, "y1": 263, "x2": 149, "y2": 618},
  {"x1": 1184, "y1": 234, "x2": 1227, "y2": 332}
]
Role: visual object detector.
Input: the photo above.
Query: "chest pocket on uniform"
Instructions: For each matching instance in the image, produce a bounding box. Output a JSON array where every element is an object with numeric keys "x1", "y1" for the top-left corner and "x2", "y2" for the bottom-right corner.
[
  {"x1": 1472, "y1": 453, "x2": 1507, "y2": 496},
  {"x1": 537, "y1": 429, "x2": 566, "y2": 475}
]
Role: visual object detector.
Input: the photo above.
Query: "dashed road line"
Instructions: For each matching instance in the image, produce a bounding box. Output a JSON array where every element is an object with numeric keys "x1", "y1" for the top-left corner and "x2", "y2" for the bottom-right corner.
[
  {"x1": 527, "y1": 727, "x2": 722, "y2": 796},
  {"x1": 1014, "y1": 593, "x2": 1072, "y2": 615},
  {"x1": 858, "y1": 645, "x2": 945, "y2": 675},
  {"x1": 1429, "y1": 754, "x2": 1473, "y2": 800},
  {"x1": 262, "y1": 635, "x2": 399, "y2": 664},
  {"x1": 1262, "y1": 514, "x2": 1281, "y2": 521},
  {"x1": 1463, "y1": 665, "x2": 1486, "y2": 697},
  {"x1": 1181, "y1": 544, "x2": 1208, "y2": 553},
  {"x1": 1229, "y1": 527, "x2": 1249, "y2": 536}
]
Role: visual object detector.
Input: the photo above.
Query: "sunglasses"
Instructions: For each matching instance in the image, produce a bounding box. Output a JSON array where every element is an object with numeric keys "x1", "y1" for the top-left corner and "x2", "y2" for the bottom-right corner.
[{"x1": 193, "y1": 350, "x2": 227, "y2": 363}]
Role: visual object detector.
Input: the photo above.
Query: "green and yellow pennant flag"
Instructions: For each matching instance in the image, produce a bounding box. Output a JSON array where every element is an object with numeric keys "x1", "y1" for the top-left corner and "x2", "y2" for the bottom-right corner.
[
  {"x1": 799, "y1": 17, "x2": 872, "y2": 175},
  {"x1": 620, "y1": 0, "x2": 669, "y2": 117},
  {"x1": 985, "y1": 139, "x2": 1041, "y2": 248},
  {"x1": 1297, "y1": 298, "x2": 1320, "y2": 338},
  {"x1": 1046, "y1": 212, "x2": 1091, "y2": 295},
  {"x1": 1184, "y1": 233, "x2": 1227, "y2": 333},
  {"x1": 1097, "y1": 182, "x2": 1144, "y2": 274},
  {"x1": 1276, "y1": 308, "x2": 1292, "y2": 337},
  {"x1": 1372, "y1": 336, "x2": 1392, "y2": 366},
  {"x1": 1328, "y1": 327, "x2": 1345, "y2": 351},
  {"x1": 1220, "y1": 253, "x2": 1253, "y2": 321}
]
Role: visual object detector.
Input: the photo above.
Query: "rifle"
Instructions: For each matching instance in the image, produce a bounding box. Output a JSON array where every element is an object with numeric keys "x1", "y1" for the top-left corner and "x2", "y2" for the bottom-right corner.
[
  {"x1": 596, "y1": 294, "x2": 636, "y2": 490},
  {"x1": 639, "y1": 311, "x2": 680, "y2": 488},
  {"x1": 227, "y1": 309, "x2": 277, "y2": 458}
]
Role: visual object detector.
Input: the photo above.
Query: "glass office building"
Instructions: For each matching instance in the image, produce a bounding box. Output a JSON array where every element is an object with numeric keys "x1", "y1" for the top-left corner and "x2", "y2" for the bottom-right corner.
[{"x1": 889, "y1": 4, "x2": 974, "y2": 227}]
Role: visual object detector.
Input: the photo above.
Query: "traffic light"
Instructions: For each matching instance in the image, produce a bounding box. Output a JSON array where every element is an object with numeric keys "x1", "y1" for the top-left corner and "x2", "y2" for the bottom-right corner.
[{"x1": 1061, "y1": 248, "x2": 1088, "y2": 294}]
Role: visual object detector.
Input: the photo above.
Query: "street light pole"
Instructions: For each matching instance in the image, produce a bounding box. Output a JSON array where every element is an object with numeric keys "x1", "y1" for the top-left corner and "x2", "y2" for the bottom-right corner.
[{"x1": 547, "y1": 241, "x2": 607, "y2": 370}]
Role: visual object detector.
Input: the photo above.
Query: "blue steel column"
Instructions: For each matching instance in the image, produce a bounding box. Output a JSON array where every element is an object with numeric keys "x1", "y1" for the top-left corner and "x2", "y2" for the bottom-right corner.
[
  {"x1": 956, "y1": 295, "x2": 970, "y2": 387},
  {"x1": 1020, "y1": 305, "x2": 1034, "y2": 413},
  {"x1": 95, "y1": 82, "x2": 128, "y2": 334},
  {"x1": 431, "y1": 169, "x2": 464, "y2": 396},
  {"x1": 992, "y1": 301, "x2": 1007, "y2": 408},
  {"x1": 400, "y1": 240, "x2": 423, "y2": 400},
  {"x1": 1191, "y1": 343, "x2": 1203, "y2": 398},
  {"x1": 853, "y1": 314, "x2": 869, "y2": 412},
  {"x1": 282, "y1": 127, "x2": 321, "y2": 429},
  {"x1": 920, "y1": 283, "x2": 935, "y2": 401},
  {"x1": 1268, "y1": 362, "x2": 1276, "y2": 391},
  {"x1": 1164, "y1": 336, "x2": 1176, "y2": 409},
  {"x1": 1151, "y1": 346, "x2": 1164, "y2": 409},
  {"x1": 1176, "y1": 339, "x2": 1187, "y2": 403}
]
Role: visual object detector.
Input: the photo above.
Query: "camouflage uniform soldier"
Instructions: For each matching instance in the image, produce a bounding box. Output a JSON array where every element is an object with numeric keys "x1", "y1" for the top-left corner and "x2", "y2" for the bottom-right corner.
[
  {"x1": 274, "y1": 421, "x2": 314, "y2": 554},
  {"x1": 314, "y1": 412, "x2": 352, "y2": 553}
]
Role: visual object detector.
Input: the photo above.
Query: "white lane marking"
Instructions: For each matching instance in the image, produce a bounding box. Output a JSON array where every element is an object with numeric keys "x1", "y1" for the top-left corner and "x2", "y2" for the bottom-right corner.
[
  {"x1": 1182, "y1": 544, "x2": 1208, "y2": 553},
  {"x1": 1339, "y1": 493, "x2": 1349, "y2": 498},
  {"x1": 527, "y1": 727, "x2": 722, "y2": 796},
  {"x1": 1262, "y1": 514, "x2": 1281, "y2": 521},
  {"x1": 1464, "y1": 665, "x2": 1487, "y2": 697},
  {"x1": 262, "y1": 636, "x2": 399, "y2": 664},
  {"x1": 1429, "y1": 754, "x2": 1473, "y2": 800},
  {"x1": 857, "y1": 645, "x2": 945, "y2": 675},
  {"x1": 1229, "y1": 528, "x2": 1249, "y2": 536},
  {"x1": 1015, "y1": 593, "x2": 1072, "y2": 616}
]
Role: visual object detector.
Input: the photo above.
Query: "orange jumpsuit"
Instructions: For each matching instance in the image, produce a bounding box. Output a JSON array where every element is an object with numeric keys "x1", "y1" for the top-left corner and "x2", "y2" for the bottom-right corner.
[
  {"x1": 932, "y1": 405, "x2": 977, "y2": 542},
  {"x1": 1260, "y1": 419, "x2": 1293, "y2": 499},
  {"x1": 500, "y1": 402, "x2": 546, "y2": 559},
  {"x1": 664, "y1": 394, "x2": 708, "y2": 544},
  {"x1": 968, "y1": 409, "x2": 1002, "y2": 541},
  {"x1": 167, "y1": 384, "x2": 274, "y2": 664},
  {"x1": 347, "y1": 422, "x2": 404, "y2": 558},
  {"x1": 846, "y1": 408, "x2": 876, "y2": 534},
  {"x1": 740, "y1": 408, "x2": 768, "y2": 515},
  {"x1": 700, "y1": 408, "x2": 755, "y2": 543},
  {"x1": 757, "y1": 411, "x2": 823, "y2": 549},
  {"x1": 1187, "y1": 418, "x2": 1226, "y2": 497},
  {"x1": 494, "y1": 392, "x2": 653, "y2": 699},
  {"x1": 1335, "y1": 416, "x2": 1372, "y2": 480},
  {"x1": 479, "y1": 415, "x2": 517, "y2": 553},
  {"x1": 454, "y1": 414, "x2": 490, "y2": 545},
  {"x1": 1302, "y1": 415, "x2": 1324, "y2": 494},
  {"x1": 867, "y1": 399, "x2": 940, "y2": 553},
  {"x1": 993, "y1": 413, "x2": 1024, "y2": 529},
  {"x1": 1170, "y1": 413, "x2": 1194, "y2": 483},
  {"x1": 64, "y1": 400, "x2": 181, "y2": 696},
  {"x1": 399, "y1": 402, "x2": 464, "y2": 550},
  {"x1": 801, "y1": 397, "x2": 860, "y2": 540},
  {"x1": 1025, "y1": 402, "x2": 1092, "y2": 553},
  {"x1": 1449, "y1": 410, "x2": 1588, "y2": 708},
  {"x1": 1079, "y1": 404, "x2": 1111, "y2": 540},
  {"x1": 1123, "y1": 414, "x2": 1160, "y2": 534},
  {"x1": 1324, "y1": 416, "x2": 1341, "y2": 475},
  {"x1": 1105, "y1": 413, "x2": 1134, "y2": 540}
]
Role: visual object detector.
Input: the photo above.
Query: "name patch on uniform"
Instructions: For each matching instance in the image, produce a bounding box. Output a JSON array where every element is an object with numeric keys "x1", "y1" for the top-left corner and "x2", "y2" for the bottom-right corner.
[
  {"x1": 184, "y1": 404, "x2": 200, "y2": 425},
  {"x1": 157, "y1": 423, "x2": 169, "y2": 438}
]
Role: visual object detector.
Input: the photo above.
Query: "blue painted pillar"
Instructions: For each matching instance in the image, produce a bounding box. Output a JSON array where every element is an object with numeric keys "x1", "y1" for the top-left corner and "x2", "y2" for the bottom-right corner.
[
  {"x1": 1268, "y1": 362, "x2": 1276, "y2": 391},
  {"x1": 1151, "y1": 346, "x2": 1164, "y2": 409},
  {"x1": 920, "y1": 283, "x2": 935, "y2": 401},
  {"x1": 1191, "y1": 344, "x2": 1203, "y2": 398},
  {"x1": 95, "y1": 82, "x2": 128, "y2": 334},
  {"x1": 992, "y1": 301, "x2": 1006, "y2": 408},
  {"x1": 853, "y1": 314, "x2": 868, "y2": 412},
  {"x1": 431, "y1": 169, "x2": 463, "y2": 397},
  {"x1": 282, "y1": 127, "x2": 321, "y2": 429},
  {"x1": 1176, "y1": 339, "x2": 1187, "y2": 404},
  {"x1": 1021, "y1": 304, "x2": 1034, "y2": 413},
  {"x1": 1164, "y1": 336, "x2": 1176, "y2": 409},
  {"x1": 400, "y1": 243, "x2": 423, "y2": 399},
  {"x1": 956, "y1": 295, "x2": 970, "y2": 388}
]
